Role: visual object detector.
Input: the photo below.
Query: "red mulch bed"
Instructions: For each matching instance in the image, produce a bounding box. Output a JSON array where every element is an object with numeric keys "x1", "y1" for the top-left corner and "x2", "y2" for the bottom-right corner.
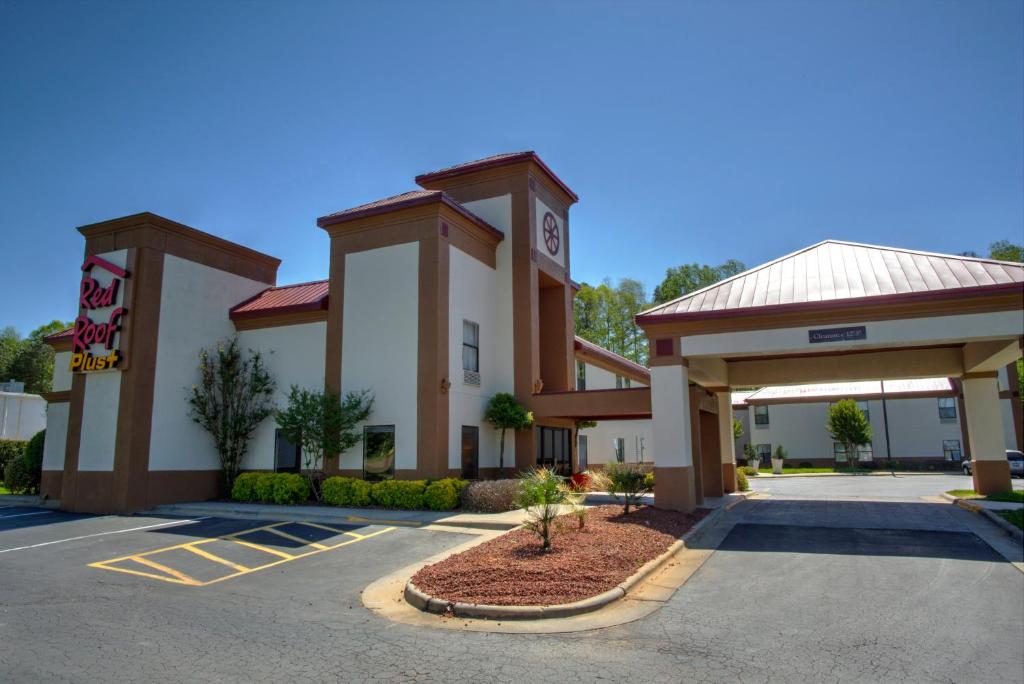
[{"x1": 411, "y1": 505, "x2": 709, "y2": 606}]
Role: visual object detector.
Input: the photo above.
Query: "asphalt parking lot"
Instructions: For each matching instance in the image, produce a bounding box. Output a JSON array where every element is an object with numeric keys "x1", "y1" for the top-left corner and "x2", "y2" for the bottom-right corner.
[{"x1": 2, "y1": 486, "x2": 1022, "y2": 683}]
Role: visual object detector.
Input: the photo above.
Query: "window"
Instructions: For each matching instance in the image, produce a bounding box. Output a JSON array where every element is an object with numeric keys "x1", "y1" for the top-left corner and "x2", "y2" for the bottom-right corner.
[
  {"x1": 938, "y1": 397, "x2": 957, "y2": 421},
  {"x1": 833, "y1": 442, "x2": 848, "y2": 462},
  {"x1": 461, "y1": 426, "x2": 479, "y2": 479},
  {"x1": 942, "y1": 439, "x2": 962, "y2": 461},
  {"x1": 754, "y1": 405, "x2": 769, "y2": 426},
  {"x1": 624, "y1": 377, "x2": 631, "y2": 389},
  {"x1": 363, "y1": 425, "x2": 395, "y2": 481},
  {"x1": 576, "y1": 360, "x2": 586, "y2": 391},
  {"x1": 462, "y1": 320, "x2": 480, "y2": 385},
  {"x1": 857, "y1": 401, "x2": 870, "y2": 422},
  {"x1": 274, "y1": 429, "x2": 300, "y2": 473},
  {"x1": 756, "y1": 444, "x2": 772, "y2": 465},
  {"x1": 537, "y1": 427, "x2": 572, "y2": 476},
  {"x1": 614, "y1": 437, "x2": 626, "y2": 463},
  {"x1": 615, "y1": 375, "x2": 632, "y2": 389}
]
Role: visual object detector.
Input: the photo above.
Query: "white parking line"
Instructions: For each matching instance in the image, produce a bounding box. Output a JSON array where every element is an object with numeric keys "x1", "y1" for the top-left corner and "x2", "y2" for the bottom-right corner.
[
  {"x1": 0, "y1": 517, "x2": 211, "y2": 555},
  {"x1": 0, "y1": 511, "x2": 53, "y2": 520}
]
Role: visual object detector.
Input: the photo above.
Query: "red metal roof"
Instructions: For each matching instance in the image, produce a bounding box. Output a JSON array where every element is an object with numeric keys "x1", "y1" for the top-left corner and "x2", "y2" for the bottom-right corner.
[
  {"x1": 43, "y1": 327, "x2": 73, "y2": 342},
  {"x1": 415, "y1": 151, "x2": 579, "y2": 203},
  {"x1": 230, "y1": 279, "x2": 329, "y2": 320},
  {"x1": 316, "y1": 190, "x2": 504, "y2": 240},
  {"x1": 638, "y1": 240, "x2": 1024, "y2": 322},
  {"x1": 574, "y1": 336, "x2": 651, "y2": 384},
  {"x1": 742, "y1": 378, "x2": 954, "y2": 404}
]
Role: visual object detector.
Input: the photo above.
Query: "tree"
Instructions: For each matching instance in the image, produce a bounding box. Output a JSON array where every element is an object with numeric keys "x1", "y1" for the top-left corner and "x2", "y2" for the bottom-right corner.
[
  {"x1": 276, "y1": 386, "x2": 374, "y2": 498},
  {"x1": 573, "y1": 278, "x2": 650, "y2": 365},
  {"x1": 1, "y1": 320, "x2": 73, "y2": 393},
  {"x1": 652, "y1": 260, "x2": 746, "y2": 304},
  {"x1": 732, "y1": 417, "x2": 743, "y2": 440},
  {"x1": 988, "y1": 240, "x2": 1024, "y2": 263},
  {"x1": 187, "y1": 337, "x2": 276, "y2": 493},
  {"x1": 484, "y1": 392, "x2": 533, "y2": 470},
  {"x1": 827, "y1": 399, "x2": 872, "y2": 468}
]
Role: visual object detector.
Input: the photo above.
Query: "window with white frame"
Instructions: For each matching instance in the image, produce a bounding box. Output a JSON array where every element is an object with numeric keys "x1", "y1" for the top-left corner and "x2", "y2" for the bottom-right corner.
[
  {"x1": 576, "y1": 360, "x2": 586, "y2": 390},
  {"x1": 937, "y1": 397, "x2": 957, "y2": 421},
  {"x1": 754, "y1": 405, "x2": 769, "y2": 426},
  {"x1": 942, "y1": 439, "x2": 962, "y2": 461},
  {"x1": 834, "y1": 442, "x2": 873, "y2": 462},
  {"x1": 833, "y1": 442, "x2": 848, "y2": 462},
  {"x1": 462, "y1": 320, "x2": 480, "y2": 385}
]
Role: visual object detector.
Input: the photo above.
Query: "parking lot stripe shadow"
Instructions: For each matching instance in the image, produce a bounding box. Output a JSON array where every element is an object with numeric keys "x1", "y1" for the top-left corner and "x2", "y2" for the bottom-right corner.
[{"x1": 87, "y1": 524, "x2": 395, "y2": 587}]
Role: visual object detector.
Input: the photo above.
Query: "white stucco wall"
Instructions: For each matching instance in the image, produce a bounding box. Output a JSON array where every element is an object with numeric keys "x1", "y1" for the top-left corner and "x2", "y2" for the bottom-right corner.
[
  {"x1": 578, "y1": 362, "x2": 642, "y2": 391},
  {"x1": 77, "y1": 371, "x2": 121, "y2": 470},
  {"x1": 237, "y1": 322, "x2": 327, "y2": 470},
  {"x1": 339, "y1": 243, "x2": 419, "y2": 473},
  {"x1": 579, "y1": 419, "x2": 652, "y2": 467},
  {"x1": 148, "y1": 255, "x2": 269, "y2": 471},
  {"x1": 743, "y1": 396, "x2": 964, "y2": 462},
  {"x1": 52, "y1": 352, "x2": 72, "y2": 392},
  {"x1": 42, "y1": 401, "x2": 69, "y2": 471},
  {"x1": 447, "y1": 245, "x2": 515, "y2": 471},
  {"x1": 0, "y1": 393, "x2": 46, "y2": 441},
  {"x1": 461, "y1": 194, "x2": 511, "y2": 234}
]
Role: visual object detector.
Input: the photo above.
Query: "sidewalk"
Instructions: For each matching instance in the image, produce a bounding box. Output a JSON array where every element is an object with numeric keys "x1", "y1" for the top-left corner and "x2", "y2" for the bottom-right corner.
[
  {"x1": 752, "y1": 471, "x2": 948, "y2": 479},
  {"x1": 148, "y1": 500, "x2": 530, "y2": 530}
]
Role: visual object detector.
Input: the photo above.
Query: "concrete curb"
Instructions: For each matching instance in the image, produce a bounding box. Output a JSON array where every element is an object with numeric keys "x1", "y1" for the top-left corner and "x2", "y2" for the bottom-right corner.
[
  {"x1": 752, "y1": 471, "x2": 949, "y2": 479},
  {"x1": 946, "y1": 496, "x2": 1024, "y2": 543},
  {"x1": 405, "y1": 491, "x2": 753, "y2": 620},
  {"x1": 145, "y1": 502, "x2": 523, "y2": 531},
  {"x1": 0, "y1": 494, "x2": 59, "y2": 509}
]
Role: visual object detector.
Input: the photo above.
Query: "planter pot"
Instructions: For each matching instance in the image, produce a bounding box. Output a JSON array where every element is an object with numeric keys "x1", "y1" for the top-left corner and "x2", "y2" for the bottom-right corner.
[{"x1": 771, "y1": 458, "x2": 784, "y2": 474}]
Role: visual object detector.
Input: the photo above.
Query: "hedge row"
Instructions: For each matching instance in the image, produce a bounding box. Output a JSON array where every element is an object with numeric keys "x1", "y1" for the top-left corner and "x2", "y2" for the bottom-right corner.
[
  {"x1": 321, "y1": 477, "x2": 469, "y2": 511},
  {"x1": 231, "y1": 472, "x2": 310, "y2": 505},
  {"x1": 2, "y1": 431, "x2": 43, "y2": 495}
]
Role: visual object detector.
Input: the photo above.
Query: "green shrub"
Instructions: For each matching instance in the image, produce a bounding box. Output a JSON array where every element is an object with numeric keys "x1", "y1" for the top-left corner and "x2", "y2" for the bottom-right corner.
[
  {"x1": 430, "y1": 477, "x2": 469, "y2": 498},
  {"x1": 740, "y1": 465, "x2": 758, "y2": 477},
  {"x1": 606, "y1": 462, "x2": 652, "y2": 514},
  {"x1": 736, "y1": 468, "x2": 750, "y2": 492},
  {"x1": 271, "y1": 473, "x2": 310, "y2": 504},
  {"x1": 371, "y1": 479, "x2": 426, "y2": 509},
  {"x1": 517, "y1": 468, "x2": 571, "y2": 551},
  {"x1": 644, "y1": 471, "x2": 655, "y2": 489},
  {"x1": 0, "y1": 439, "x2": 27, "y2": 477},
  {"x1": 254, "y1": 472, "x2": 277, "y2": 502},
  {"x1": 321, "y1": 476, "x2": 373, "y2": 507},
  {"x1": 423, "y1": 480, "x2": 459, "y2": 511},
  {"x1": 3, "y1": 431, "x2": 43, "y2": 495},
  {"x1": 231, "y1": 472, "x2": 262, "y2": 501},
  {"x1": 460, "y1": 479, "x2": 520, "y2": 513}
]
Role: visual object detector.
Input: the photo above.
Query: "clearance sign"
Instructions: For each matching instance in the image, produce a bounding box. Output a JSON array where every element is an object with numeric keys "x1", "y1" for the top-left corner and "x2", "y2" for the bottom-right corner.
[{"x1": 71, "y1": 255, "x2": 128, "y2": 372}]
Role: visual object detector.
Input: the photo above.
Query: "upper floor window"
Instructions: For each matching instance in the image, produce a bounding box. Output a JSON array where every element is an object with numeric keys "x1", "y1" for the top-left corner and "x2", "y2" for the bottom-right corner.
[
  {"x1": 937, "y1": 397, "x2": 957, "y2": 421},
  {"x1": 576, "y1": 360, "x2": 586, "y2": 391},
  {"x1": 615, "y1": 375, "x2": 631, "y2": 389},
  {"x1": 754, "y1": 405, "x2": 769, "y2": 426},
  {"x1": 462, "y1": 320, "x2": 480, "y2": 383},
  {"x1": 857, "y1": 400, "x2": 870, "y2": 421}
]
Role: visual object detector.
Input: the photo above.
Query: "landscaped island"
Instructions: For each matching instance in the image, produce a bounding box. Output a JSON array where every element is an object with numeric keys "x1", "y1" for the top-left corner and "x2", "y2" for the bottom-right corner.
[{"x1": 410, "y1": 505, "x2": 708, "y2": 607}]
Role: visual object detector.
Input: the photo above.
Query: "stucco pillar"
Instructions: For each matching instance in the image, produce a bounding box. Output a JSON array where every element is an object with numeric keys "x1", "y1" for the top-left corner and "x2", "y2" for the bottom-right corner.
[
  {"x1": 717, "y1": 392, "x2": 738, "y2": 493},
  {"x1": 652, "y1": 362, "x2": 697, "y2": 512},
  {"x1": 963, "y1": 374, "x2": 1012, "y2": 494}
]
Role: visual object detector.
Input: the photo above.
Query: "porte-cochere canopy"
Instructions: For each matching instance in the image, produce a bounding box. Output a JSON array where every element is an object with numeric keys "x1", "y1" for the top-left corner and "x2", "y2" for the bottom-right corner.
[{"x1": 635, "y1": 240, "x2": 1024, "y2": 512}]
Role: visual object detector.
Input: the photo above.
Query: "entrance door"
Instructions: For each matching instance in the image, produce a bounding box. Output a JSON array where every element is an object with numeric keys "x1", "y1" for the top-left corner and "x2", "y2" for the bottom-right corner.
[
  {"x1": 537, "y1": 427, "x2": 572, "y2": 476},
  {"x1": 578, "y1": 434, "x2": 588, "y2": 471},
  {"x1": 461, "y1": 426, "x2": 479, "y2": 479}
]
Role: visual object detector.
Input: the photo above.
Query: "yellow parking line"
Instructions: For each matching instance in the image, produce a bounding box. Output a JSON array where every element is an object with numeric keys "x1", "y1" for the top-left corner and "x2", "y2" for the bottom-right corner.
[
  {"x1": 263, "y1": 526, "x2": 328, "y2": 550},
  {"x1": 131, "y1": 555, "x2": 200, "y2": 585},
  {"x1": 184, "y1": 544, "x2": 250, "y2": 572},
  {"x1": 230, "y1": 539, "x2": 296, "y2": 560},
  {"x1": 90, "y1": 561, "x2": 198, "y2": 586},
  {"x1": 297, "y1": 521, "x2": 350, "y2": 535}
]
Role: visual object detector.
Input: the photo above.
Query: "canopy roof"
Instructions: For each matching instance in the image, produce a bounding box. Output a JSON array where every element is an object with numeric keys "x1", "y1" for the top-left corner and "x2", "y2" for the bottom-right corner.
[
  {"x1": 638, "y1": 240, "x2": 1024, "y2": 323},
  {"x1": 733, "y1": 378, "x2": 955, "y2": 406}
]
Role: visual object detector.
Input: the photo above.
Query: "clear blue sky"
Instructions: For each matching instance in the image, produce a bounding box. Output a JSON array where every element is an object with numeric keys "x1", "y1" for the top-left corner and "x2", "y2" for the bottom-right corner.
[{"x1": 2, "y1": 0, "x2": 1021, "y2": 335}]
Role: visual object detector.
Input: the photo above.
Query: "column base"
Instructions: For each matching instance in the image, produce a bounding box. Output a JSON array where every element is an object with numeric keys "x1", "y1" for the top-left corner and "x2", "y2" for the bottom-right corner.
[
  {"x1": 973, "y1": 460, "x2": 1012, "y2": 495},
  {"x1": 722, "y1": 462, "x2": 737, "y2": 494},
  {"x1": 654, "y1": 466, "x2": 696, "y2": 513}
]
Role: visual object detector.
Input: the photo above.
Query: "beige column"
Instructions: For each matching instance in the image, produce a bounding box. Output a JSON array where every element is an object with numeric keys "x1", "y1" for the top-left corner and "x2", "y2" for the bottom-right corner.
[
  {"x1": 963, "y1": 374, "x2": 1013, "y2": 494},
  {"x1": 717, "y1": 392, "x2": 738, "y2": 493},
  {"x1": 652, "y1": 362, "x2": 697, "y2": 512}
]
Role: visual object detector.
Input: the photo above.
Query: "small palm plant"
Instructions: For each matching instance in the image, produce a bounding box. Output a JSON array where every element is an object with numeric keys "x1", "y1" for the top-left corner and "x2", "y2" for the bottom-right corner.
[
  {"x1": 605, "y1": 462, "x2": 652, "y2": 514},
  {"x1": 517, "y1": 468, "x2": 571, "y2": 551}
]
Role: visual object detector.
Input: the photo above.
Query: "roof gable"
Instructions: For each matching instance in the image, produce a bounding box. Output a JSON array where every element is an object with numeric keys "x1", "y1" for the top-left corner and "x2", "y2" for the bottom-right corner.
[{"x1": 638, "y1": 240, "x2": 1024, "y2": 322}]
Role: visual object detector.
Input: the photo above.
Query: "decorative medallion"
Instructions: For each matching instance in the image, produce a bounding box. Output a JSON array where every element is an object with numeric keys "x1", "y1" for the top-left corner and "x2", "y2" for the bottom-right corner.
[{"x1": 542, "y1": 211, "x2": 560, "y2": 256}]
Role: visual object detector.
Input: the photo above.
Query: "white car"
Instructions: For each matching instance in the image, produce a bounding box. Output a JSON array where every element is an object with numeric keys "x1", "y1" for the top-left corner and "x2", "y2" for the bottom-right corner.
[{"x1": 962, "y1": 450, "x2": 1024, "y2": 477}]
